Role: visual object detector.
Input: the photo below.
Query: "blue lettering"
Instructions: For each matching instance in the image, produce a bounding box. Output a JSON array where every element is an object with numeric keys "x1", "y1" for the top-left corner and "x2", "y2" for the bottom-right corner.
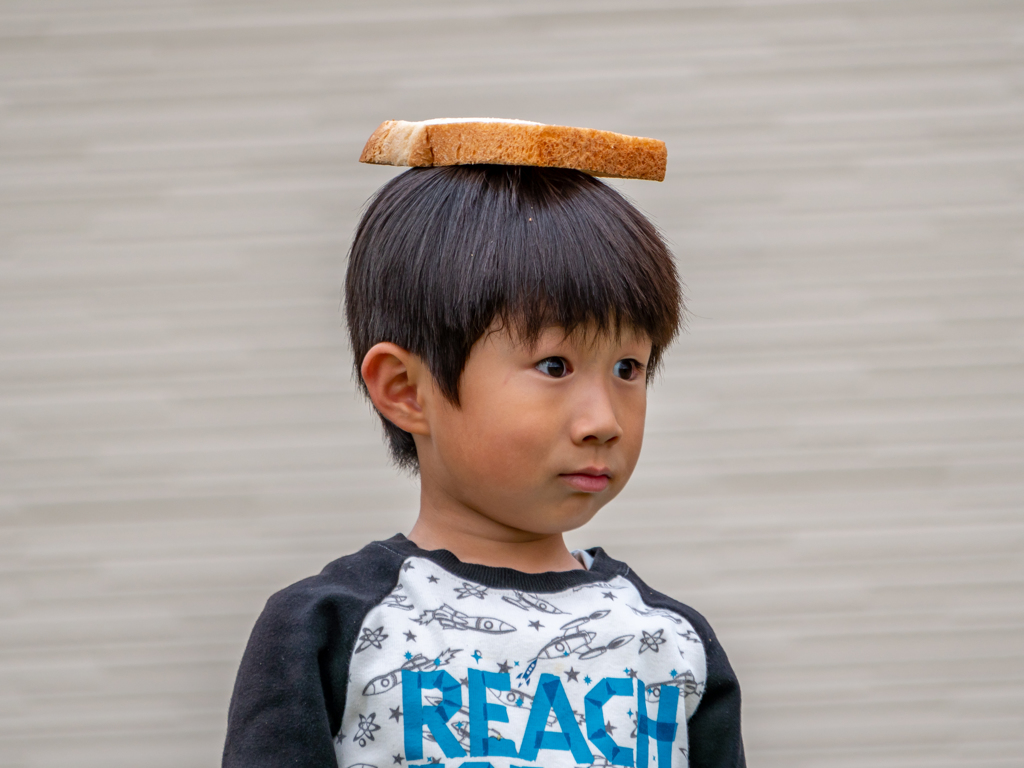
[
  {"x1": 584, "y1": 677, "x2": 634, "y2": 767},
  {"x1": 635, "y1": 678, "x2": 679, "y2": 768},
  {"x1": 401, "y1": 669, "x2": 467, "y2": 759},
  {"x1": 518, "y1": 674, "x2": 593, "y2": 764},
  {"x1": 467, "y1": 669, "x2": 518, "y2": 757}
]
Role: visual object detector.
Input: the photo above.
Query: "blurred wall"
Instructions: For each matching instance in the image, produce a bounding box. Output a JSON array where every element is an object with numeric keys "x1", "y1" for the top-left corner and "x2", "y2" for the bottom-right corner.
[{"x1": 1, "y1": 1, "x2": 1022, "y2": 766}]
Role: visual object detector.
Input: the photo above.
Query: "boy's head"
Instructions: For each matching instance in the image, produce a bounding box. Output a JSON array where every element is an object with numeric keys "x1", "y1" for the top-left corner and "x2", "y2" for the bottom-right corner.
[{"x1": 345, "y1": 164, "x2": 682, "y2": 473}]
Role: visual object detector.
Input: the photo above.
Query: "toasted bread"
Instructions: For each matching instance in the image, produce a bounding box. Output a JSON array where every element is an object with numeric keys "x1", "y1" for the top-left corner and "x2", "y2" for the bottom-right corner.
[{"x1": 359, "y1": 118, "x2": 667, "y2": 182}]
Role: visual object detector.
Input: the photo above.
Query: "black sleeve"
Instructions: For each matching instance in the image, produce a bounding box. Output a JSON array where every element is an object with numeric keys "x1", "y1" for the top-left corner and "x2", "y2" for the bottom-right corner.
[
  {"x1": 223, "y1": 542, "x2": 405, "y2": 768},
  {"x1": 621, "y1": 569, "x2": 746, "y2": 768},
  {"x1": 685, "y1": 629, "x2": 745, "y2": 768}
]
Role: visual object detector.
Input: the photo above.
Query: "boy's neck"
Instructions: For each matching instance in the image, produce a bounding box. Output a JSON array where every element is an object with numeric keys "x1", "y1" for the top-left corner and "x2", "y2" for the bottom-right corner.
[{"x1": 407, "y1": 500, "x2": 585, "y2": 574}]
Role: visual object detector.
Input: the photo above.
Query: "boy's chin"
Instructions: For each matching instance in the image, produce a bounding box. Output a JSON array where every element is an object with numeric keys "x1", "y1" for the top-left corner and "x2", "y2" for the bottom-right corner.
[{"x1": 488, "y1": 498, "x2": 609, "y2": 537}]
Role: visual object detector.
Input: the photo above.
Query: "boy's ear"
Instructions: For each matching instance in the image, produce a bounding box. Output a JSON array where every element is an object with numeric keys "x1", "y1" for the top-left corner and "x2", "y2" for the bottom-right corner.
[{"x1": 360, "y1": 342, "x2": 432, "y2": 436}]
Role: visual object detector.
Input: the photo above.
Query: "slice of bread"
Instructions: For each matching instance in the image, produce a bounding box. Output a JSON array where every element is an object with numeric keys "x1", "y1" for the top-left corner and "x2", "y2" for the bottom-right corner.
[{"x1": 359, "y1": 118, "x2": 667, "y2": 181}]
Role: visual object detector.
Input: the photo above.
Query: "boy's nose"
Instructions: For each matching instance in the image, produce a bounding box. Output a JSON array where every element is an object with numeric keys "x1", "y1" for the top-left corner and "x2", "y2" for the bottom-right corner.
[{"x1": 571, "y1": 383, "x2": 623, "y2": 445}]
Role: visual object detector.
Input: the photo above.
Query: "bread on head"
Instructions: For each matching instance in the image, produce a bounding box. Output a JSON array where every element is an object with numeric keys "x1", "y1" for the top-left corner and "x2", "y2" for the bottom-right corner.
[{"x1": 359, "y1": 118, "x2": 667, "y2": 182}]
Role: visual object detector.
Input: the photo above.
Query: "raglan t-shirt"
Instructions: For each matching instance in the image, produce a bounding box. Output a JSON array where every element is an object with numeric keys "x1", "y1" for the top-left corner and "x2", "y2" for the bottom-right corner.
[{"x1": 223, "y1": 535, "x2": 744, "y2": 768}]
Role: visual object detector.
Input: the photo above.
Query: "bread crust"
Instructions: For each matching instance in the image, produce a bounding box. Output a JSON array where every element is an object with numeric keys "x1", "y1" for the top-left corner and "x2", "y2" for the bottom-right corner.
[{"x1": 359, "y1": 119, "x2": 667, "y2": 182}]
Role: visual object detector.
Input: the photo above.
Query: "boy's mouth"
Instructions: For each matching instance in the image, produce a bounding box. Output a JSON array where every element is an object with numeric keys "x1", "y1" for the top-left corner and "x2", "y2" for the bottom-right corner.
[{"x1": 559, "y1": 468, "x2": 611, "y2": 493}]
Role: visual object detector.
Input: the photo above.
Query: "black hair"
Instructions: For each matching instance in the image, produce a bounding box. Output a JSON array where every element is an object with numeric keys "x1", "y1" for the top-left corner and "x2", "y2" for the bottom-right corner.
[{"x1": 345, "y1": 164, "x2": 682, "y2": 470}]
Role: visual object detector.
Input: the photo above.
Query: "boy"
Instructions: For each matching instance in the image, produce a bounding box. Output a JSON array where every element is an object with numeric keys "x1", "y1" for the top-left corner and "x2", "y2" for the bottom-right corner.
[{"x1": 224, "y1": 137, "x2": 745, "y2": 767}]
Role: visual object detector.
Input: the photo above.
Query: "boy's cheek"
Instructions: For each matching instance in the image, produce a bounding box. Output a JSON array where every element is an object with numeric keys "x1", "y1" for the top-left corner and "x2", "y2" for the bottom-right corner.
[{"x1": 439, "y1": 410, "x2": 554, "y2": 485}]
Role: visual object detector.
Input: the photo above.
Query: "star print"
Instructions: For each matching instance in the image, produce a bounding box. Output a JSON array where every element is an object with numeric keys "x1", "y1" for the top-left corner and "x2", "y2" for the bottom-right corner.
[
  {"x1": 404, "y1": 630, "x2": 417, "y2": 642},
  {"x1": 529, "y1": 620, "x2": 543, "y2": 630},
  {"x1": 460, "y1": 677, "x2": 469, "y2": 686},
  {"x1": 670, "y1": 668, "x2": 678, "y2": 678},
  {"x1": 402, "y1": 562, "x2": 414, "y2": 572},
  {"x1": 355, "y1": 626, "x2": 388, "y2": 653},
  {"x1": 393, "y1": 755, "x2": 404, "y2": 765},
  {"x1": 625, "y1": 668, "x2": 638, "y2": 679},
  {"x1": 454, "y1": 582, "x2": 488, "y2": 600},
  {"x1": 583, "y1": 675, "x2": 592, "y2": 684},
  {"x1": 433, "y1": 657, "x2": 442, "y2": 666},
  {"x1": 472, "y1": 650, "x2": 482, "y2": 662},
  {"x1": 404, "y1": 651, "x2": 413, "y2": 660},
  {"x1": 640, "y1": 628, "x2": 666, "y2": 654},
  {"x1": 605, "y1": 721, "x2": 617, "y2": 736},
  {"x1": 389, "y1": 706, "x2": 403, "y2": 722},
  {"x1": 427, "y1": 575, "x2": 439, "y2": 583},
  {"x1": 564, "y1": 667, "x2": 579, "y2": 682},
  {"x1": 513, "y1": 661, "x2": 519, "y2": 666},
  {"x1": 352, "y1": 712, "x2": 380, "y2": 746},
  {"x1": 497, "y1": 660, "x2": 511, "y2": 674},
  {"x1": 627, "y1": 709, "x2": 634, "y2": 717},
  {"x1": 602, "y1": 591, "x2": 617, "y2": 600}
]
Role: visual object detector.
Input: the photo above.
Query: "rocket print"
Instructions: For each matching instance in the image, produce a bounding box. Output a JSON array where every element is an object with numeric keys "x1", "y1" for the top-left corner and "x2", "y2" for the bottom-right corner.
[
  {"x1": 643, "y1": 670, "x2": 703, "y2": 701},
  {"x1": 337, "y1": 558, "x2": 708, "y2": 768},
  {"x1": 414, "y1": 604, "x2": 516, "y2": 634},
  {"x1": 502, "y1": 591, "x2": 568, "y2": 614},
  {"x1": 383, "y1": 585, "x2": 415, "y2": 611},
  {"x1": 363, "y1": 649, "x2": 462, "y2": 696},
  {"x1": 516, "y1": 610, "x2": 635, "y2": 686}
]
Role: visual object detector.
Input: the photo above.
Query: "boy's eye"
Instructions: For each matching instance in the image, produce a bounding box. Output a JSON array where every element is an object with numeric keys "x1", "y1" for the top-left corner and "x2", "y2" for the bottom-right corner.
[
  {"x1": 536, "y1": 357, "x2": 569, "y2": 378},
  {"x1": 614, "y1": 359, "x2": 640, "y2": 380}
]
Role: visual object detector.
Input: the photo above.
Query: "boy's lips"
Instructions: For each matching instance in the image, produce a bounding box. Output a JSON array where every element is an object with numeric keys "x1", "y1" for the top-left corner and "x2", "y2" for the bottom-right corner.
[{"x1": 559, "y1": 468, "x2": 611, "y2": 493}]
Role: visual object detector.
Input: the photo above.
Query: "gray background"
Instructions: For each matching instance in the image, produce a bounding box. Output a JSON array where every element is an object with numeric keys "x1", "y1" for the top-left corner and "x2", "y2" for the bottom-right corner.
[{"x1": 2, "y1": 1, "x2": 1022, "y2": 766}]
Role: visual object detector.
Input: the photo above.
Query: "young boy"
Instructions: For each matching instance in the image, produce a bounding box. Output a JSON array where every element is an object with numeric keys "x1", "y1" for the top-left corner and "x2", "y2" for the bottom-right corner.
[{"x1": 224, "y1": 154, "x2": 745, "y2": 767}]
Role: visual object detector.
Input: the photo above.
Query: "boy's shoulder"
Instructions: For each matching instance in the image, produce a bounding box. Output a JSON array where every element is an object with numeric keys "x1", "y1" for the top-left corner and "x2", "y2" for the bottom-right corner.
[
  {"x1": 258, "y1": 536, "x2": 410, "y2": 621},
  {"x1": 607, "y1": 552, "x2": 729, "y2": 653}
]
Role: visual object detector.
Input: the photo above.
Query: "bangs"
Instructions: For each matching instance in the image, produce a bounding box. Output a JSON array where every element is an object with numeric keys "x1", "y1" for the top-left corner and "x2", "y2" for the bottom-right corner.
[{"x1": 470, "y1": 168, "x2": 680, "y2": 354}]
